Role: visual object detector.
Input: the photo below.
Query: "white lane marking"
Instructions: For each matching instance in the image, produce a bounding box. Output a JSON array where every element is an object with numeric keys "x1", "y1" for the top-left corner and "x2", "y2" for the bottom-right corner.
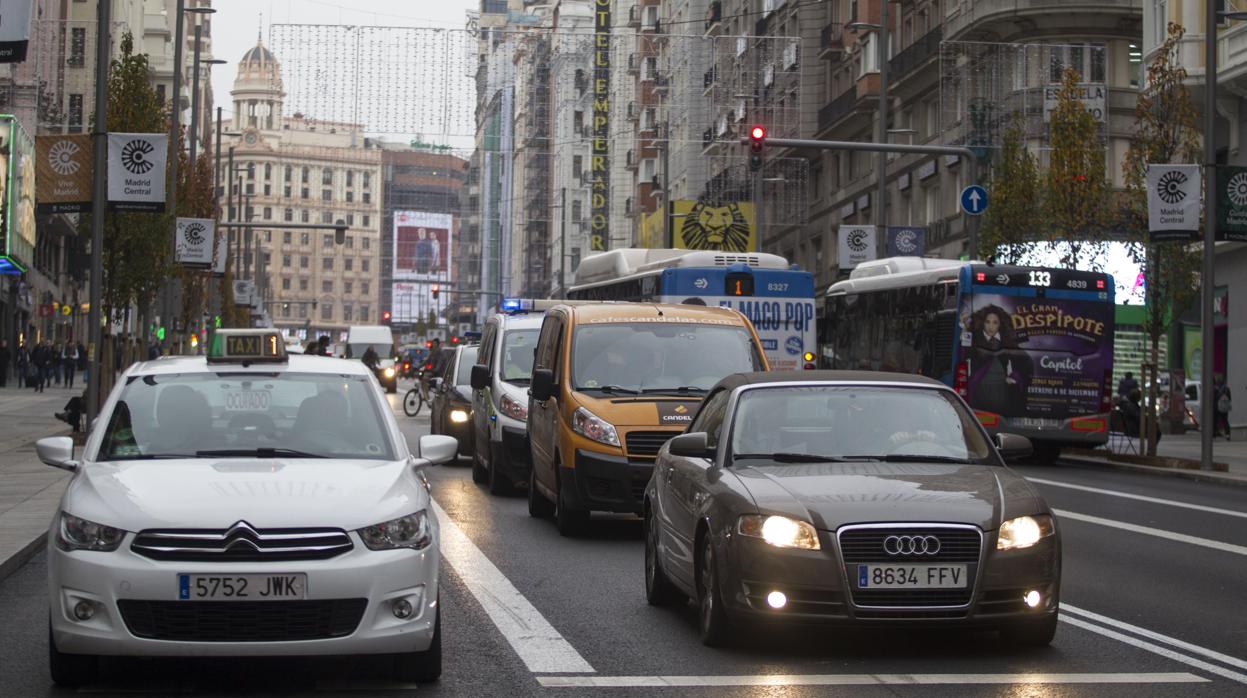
[
  {"x1": 1064, "y1": 604, "x2": 1247, "y2": 672},
  {"x1": 1028, "y1": 477, "x2": 1247, "y2": 520},
  {"x1": 431, "y1": 500, "x2": 595, "y2": 674},
  {"x1": 536, "y1": 673, "x2": 1206, "y2": 688},
  {"x1": 1052, "y1": 509, "x2": 1247, "y2": 557},
  {"x1": 1061, "y1": 616, "x2": 1247, "y2": 685}
]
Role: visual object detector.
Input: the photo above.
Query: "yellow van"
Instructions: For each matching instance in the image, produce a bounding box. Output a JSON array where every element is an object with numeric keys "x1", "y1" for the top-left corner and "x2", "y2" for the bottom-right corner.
[{"x1": 527, "y1": 303, "x2": 769, "y2": 536}]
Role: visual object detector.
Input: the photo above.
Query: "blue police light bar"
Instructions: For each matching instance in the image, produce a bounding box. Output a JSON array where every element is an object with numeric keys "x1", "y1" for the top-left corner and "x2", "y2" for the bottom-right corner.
[
  {"x1": 463, "y1": 331, "x2": 482, "y2": 340},
  {"x1": 501, "y1": 298, "x2": 522, "y2": 312}
]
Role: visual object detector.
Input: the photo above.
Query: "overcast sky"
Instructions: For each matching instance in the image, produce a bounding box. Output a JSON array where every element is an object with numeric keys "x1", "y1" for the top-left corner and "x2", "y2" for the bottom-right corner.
[{"x1": 210, "y1": 0, "x2": 477, "y2": 130}]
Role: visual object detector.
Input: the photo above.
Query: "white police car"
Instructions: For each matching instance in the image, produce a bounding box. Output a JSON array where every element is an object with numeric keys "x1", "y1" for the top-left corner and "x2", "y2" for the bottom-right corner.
[{"x1": 38, "y1": 330, "x2": 455, "y2": 686}]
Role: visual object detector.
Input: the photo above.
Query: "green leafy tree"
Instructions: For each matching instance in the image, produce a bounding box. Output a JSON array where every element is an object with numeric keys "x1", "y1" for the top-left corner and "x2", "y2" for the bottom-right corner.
[
  {"x1": 981, "y1": 115, "x2": 1042, "y2": 260},
  {"x1": 1121, "y1": 22, "x2": 1203, "y2": 452},
  {"x1": 1044, "y1": 67, "x2": 1113, "y2": 266}
]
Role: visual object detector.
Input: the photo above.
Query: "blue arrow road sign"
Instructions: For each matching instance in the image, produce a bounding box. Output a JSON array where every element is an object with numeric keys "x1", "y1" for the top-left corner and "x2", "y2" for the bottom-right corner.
[{"x1": 960, "y1": 185, "x2": 987, "y2": 215}]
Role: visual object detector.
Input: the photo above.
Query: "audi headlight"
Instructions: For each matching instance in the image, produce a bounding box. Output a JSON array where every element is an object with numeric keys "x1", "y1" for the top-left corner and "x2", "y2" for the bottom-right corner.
[
  {"x1": 738, "y1": 515, "x2": 821, "y2": 550},
  {"x1": 384, "y1": 367, "x2": 396, "y2": 378},
  {"x1": 358, "y1": 511, "x2": 433, "y2": 551},
  {"x1": 57, "y1": 513, "x2": 126, "y2": 552},
  {"x1": 997, "y1": 515, "x2": 1055, "y2": 551},
  {"x1": 499, "y1": 393, "x2": 528, "y2": 421},
  {"x1": 571, "y1": 406, "x2": 619, "y2": 447},
  {"x1": 450, "y1": 408, "x2": 469, "y2": 423}
]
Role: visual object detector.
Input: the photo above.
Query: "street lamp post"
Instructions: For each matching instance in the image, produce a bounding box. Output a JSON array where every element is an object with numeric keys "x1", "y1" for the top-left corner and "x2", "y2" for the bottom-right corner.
[
  {"x1": 848, "y1": 9, "x2": 890, "y2": 255},
  {"x1": 85, "y1": 0, "x2": 111, "y2": 424}
]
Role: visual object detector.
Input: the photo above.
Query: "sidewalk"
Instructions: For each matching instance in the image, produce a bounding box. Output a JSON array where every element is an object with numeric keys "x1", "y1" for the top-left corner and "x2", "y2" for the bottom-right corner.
[
  {"x1": 0, "y1": 384, "x2": 77, "y2": 581},
  {"x1": 1063, "y1": 430, "x2": 1247, "y2": 487}
]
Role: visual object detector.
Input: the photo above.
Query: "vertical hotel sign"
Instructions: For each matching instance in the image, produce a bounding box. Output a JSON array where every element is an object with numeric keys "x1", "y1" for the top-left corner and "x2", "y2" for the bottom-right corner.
[{"x1": 590, "y1": 0, "x2": 610, "y2": 251}]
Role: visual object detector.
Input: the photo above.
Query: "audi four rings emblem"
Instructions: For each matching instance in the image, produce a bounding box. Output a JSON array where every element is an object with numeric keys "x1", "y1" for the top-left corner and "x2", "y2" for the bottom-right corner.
[{"x1": 883, "y1": 535, "x2": 941, "y2": 555}]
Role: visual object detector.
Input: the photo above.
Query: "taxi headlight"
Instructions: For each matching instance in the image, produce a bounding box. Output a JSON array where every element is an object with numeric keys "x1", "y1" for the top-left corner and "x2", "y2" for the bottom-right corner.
[
  {"x1": 997, "y1": 515, "x2": 1055, "y2": 551},
  {"x1": 738, "y1": 515, "x2": 821, "y2": 550},
  {"x1": 499, "y1": 393, "x2": 528, "y2": 421},
  {"x1": 57, "y1": 513, "x2": 126, "y2": 552},
  {"x1": 450, "y1": 408, "x2": 469, "y2": 423},
  {"x1": 383, "y1": 367, "x2": 396, "y2": 378},
  {"x1": 358, "y1": 511, "x2": 433, "y2": 551},
  {"x1": 571, "y1": 406, "x2": 619, "y2": 447}
]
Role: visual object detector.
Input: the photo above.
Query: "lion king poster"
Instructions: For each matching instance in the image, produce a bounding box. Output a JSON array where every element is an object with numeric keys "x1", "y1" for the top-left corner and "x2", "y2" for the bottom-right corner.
[{"x1": 672, "y1": 199, "x2": 756, "y2": 252}]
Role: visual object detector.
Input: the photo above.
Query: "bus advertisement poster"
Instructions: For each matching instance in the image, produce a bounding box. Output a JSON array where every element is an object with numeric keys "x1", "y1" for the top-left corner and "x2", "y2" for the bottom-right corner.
[{"x1": 959, "y1": 294, "x2": 1114, "y2": 420}]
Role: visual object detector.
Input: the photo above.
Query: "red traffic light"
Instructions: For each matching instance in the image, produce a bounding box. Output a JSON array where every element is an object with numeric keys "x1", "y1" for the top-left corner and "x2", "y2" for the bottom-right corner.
[
  {"x1": 431, "y1": 284, "x2": 440, "y2": 300},
  {"x1": 382, "y1": 311, "x2": 391, "y2": 321},
  {"x1": 425, "y1": 341, "x2": 432, "y2": 348},
  {"x1": 450, "y1": 336, "x2": 460, "y2": 344},
  {"x1": 750, "y1": 125, "x2": 765, "y2": 140}
]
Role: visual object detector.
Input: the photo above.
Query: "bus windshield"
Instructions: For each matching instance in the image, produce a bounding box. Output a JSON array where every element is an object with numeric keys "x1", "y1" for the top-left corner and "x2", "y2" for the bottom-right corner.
[{"x1": 571, "y1": 323, "x2": 763, "y2": 394}]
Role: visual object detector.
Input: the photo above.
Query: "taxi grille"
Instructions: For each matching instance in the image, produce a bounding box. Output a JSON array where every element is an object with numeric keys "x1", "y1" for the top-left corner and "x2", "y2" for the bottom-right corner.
[
  {"x1": 130, "y1": 522, "x2": 354, "y2": 562},
  {"x1": 118, "y1": 599, "x2": 367, "y2": 642},
  {"x1": 838, "y1": 525, "x2": 981, "y2": 609},
  {"x1": 625, "y1": 431, "x2": 677, "y2": 458}
]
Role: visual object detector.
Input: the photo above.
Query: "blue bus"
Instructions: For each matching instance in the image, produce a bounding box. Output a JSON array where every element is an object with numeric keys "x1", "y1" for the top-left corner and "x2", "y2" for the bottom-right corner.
[
  {"x1": 567, "y1": 250, "x2": 817, "y2": 371},
  {"x1": 822, "y1": 257, "x2": 1116, "y2": 461}
]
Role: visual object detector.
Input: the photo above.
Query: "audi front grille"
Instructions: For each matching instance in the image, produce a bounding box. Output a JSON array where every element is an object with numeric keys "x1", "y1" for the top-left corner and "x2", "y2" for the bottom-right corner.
[
  {"x1": 130, "y1": 521, "x2": 354, "y2": 562},
  {"x1": 837, "y1": 523, "x2": 983, "y2": 612}
]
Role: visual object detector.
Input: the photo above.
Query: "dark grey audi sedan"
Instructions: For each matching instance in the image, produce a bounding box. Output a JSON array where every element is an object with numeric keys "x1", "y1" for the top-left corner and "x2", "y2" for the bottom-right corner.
[{"x1": 643, "y1": 371, "x2": 1060, "y2": 647}]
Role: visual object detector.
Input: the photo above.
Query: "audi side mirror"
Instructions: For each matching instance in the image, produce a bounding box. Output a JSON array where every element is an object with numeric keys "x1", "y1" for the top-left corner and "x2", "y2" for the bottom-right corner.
[
  {"x1": 995, "y1": 433, "x2": 1033, "y2": 461},
  {"x1": 668, "y1": 432, "x2": 712, "y2": 458}
]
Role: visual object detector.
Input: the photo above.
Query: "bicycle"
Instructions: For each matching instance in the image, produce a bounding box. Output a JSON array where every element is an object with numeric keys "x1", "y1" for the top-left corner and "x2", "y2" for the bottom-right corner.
[{"x1": 402, "y1": 370, "x2": 433, "y2": 417}]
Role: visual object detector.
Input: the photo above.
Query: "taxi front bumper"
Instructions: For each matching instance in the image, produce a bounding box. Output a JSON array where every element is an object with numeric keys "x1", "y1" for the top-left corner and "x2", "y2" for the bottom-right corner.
[{"x1": 48, "y1": 531, "x2": 439, "y2": 657}]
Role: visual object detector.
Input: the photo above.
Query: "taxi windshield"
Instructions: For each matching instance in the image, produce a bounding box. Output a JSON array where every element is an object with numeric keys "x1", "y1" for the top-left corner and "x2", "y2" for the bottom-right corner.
[
  {"x1": 730, "y1": 386, "x2": 993, "y2": 463},
  {"x1": 572, "y1": 322, "x2": 762, "y2": 394},
  {"x1": 500, "y1": 329, "x2": 538, "y2": 383},
  {"x1": 97, "y1": 372, "x2": 396, "y2": 461}
]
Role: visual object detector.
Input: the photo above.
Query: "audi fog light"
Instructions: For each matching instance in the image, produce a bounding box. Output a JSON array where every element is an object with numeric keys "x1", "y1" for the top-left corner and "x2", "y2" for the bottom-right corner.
[
  {"x1": 766, "y1": 591, "x2": 788, "y2": 609},
  {"x1": 737, "y1": 515, "x2": 821, "y2": 550},
  {"x1": 450, "y1": 409, "x2": 469, "y2": 423},
  {"x1": 997, "y1": 515, "x2": 1055, "y2": 551},
  {"x1": 392, "y1": 598, "x2": 414, "y2": 619},
  {"x1": 72, "y1": 600, "x2": 95, "y2": 621},
  {"x1": 1024, "y1": 590, "x2": 1042, "y2": 608}
]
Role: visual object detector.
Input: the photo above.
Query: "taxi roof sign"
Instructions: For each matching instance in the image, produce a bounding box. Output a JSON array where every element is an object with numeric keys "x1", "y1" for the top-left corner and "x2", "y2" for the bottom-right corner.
[{"x1": 207, "y1": 329, "x2": 288, "y2": 364}]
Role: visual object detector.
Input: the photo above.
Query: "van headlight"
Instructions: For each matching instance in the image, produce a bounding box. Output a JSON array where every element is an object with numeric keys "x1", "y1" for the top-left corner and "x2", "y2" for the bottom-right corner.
[
  {"x1": 383, "y1": 367, "x2": 396, "y2": 378},
  {"x1": 738, "y1": 515, "x2": 821, "y2": 550},
  {"x1": 358, "y1": 511, "x2": 433, "y2": 551},
  {"x1": 57, "y1": 513, "x2": 126, "y2": 552},
  {"x1": 450, "y1": 408, "x2": 469, "y2": 423},
  {"x1": 499, "y1": 393, "x2": 528, "y2": 421},
  {"x1": 571, "y1": 406, "x2": 619, "y2": 447},
  {"x1": 997, "y1": 515, "x2": 1055, "y2": 550}
]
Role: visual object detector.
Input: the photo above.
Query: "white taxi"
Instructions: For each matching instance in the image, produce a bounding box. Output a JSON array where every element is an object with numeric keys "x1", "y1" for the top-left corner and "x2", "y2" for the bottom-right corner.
[{"x1": 38, "y1": 330, "x2": 455, "y2": 686}]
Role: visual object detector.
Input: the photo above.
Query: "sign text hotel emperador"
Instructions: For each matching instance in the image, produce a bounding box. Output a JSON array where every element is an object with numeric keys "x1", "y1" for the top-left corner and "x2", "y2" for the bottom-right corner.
[{"x1": 591, "y1": 0, "x2": 610, "y2": 251}]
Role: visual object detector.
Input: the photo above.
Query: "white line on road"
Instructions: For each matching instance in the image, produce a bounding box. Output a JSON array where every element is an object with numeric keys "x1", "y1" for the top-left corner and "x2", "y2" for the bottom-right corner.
[
  {"x1": 1052, "y1": 509, "x2": 1247, "y2": 557},
  {"x1": 431, "y1": 500, "x2": 596, "y2": 674},
  {"x1": 1028, "y1": 477, "x2": 1247, "y2": 520},
  {"x1": 1060, "y1": 616, "x2": 1247, "y2": 685},
  {"x1": 536, "y1": 672, "x2": 1206, "y2": 688},
  {"x1": 1064, "y1": 604, "x2": 1247, "y2": 672}
]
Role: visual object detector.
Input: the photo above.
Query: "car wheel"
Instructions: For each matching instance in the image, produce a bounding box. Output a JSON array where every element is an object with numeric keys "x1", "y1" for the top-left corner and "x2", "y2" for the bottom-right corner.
[
  {"x1": 1030, "y1": 444, "x2": 1062, "y2": 465},
  {"x1": 391, "y1": 606, "x2": 441, "y2": 682},
  {"x1": 471, "y1": 448, "x2": 487, "y2": 484},
  {"x1": 645, "y1": 506, "x2": 683, "y2": 606},
  {"x1": 528, "y1": 463, "x2": 554, "y2": 518},
  {"x1": 554, "y1": 467, "x2": 588, "y2": 537},
  {"x1": 1001, "y1": 611, "x2": 1058, "y2": 647},
  {"x1": 697, "y1": 533, "x2": 732, "y2": 647},
  {"x1": 48, "y1": 621, "x2": 98, "y2": 687},
  {"x1": 487, "y1": 442, "x2": 511, "y2": 496}
]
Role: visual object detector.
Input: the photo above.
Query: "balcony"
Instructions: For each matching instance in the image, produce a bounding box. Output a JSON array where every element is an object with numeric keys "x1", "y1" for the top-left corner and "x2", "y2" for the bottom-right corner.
[
  {"x1": 628, "y1": 5, "x2": 640, "y2": 27},
  {"x1": 654, "y1": 73, "x2": 670, "y2": 92},
  {"x1": 702, "y1": 127, "x2": 714, "y2": 150},
  {"x1": 627, "y1": 53, "x2": 640, "y2": 75},
  {"x1": 703, "y1": 67, "x2": 716, "y2": 92},
  {"x1": 704, "y1": 1, "x2": 722, "y2": 34},
  {"x1": 626, "y1": 149, "x2": 637, "y2": 169},
  {"x1": 817, "y1": 87, "x2": 858, "y2": 133},
  {"x1": 819, "y1": 24, "x2": 843, "y2": 59},
  {"x1": 889, "y1": 26, "x2": 942, "y2": 81}
]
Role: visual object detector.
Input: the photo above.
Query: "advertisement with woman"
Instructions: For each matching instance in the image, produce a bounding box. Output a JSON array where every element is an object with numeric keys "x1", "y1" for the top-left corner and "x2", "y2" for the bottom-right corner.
[{"x1": 960, "y1": 295, "x2": 1113, "y2": 422}]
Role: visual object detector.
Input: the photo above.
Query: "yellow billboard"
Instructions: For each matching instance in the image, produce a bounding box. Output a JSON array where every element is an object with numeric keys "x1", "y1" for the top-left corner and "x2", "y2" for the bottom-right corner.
[
  {"x1": 638, "y1": 207, "x2": 665, "y2": 249},
  {"x1": 672, "y1": 199, "x2": 756, "y2": 252}
]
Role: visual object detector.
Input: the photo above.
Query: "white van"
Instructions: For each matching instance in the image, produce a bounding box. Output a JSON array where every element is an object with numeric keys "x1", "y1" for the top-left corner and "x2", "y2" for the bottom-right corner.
[{"x1": 346, "y1": 325, "x2": 398, "y2": 392}]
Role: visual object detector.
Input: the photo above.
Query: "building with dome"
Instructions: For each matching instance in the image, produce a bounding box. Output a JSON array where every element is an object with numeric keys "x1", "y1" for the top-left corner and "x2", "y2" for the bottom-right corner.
[{"x1": 220, "y1": 38, "x2": 384, "y2": 340}]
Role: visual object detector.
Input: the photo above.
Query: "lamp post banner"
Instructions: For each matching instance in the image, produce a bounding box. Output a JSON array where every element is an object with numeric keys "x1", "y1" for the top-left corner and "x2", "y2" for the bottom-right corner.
[
  {"x1": 1216, "y1": 165, "x2": 1247, "y2": 242},
  {"x1": 1146, "y1": 164, "x2": 1201, "y2": 241},
  {"x1": 174, "y1": 217, "x2": 215, "y2": 267},
  {"x1": 886, "y1": 226, "x2": 927, "y2": 257},
  {"x1": 107, "y1": 133, "x2": 169, "y2": 211},
  {"x1": 0, "y1": 0, "x2": 33, "y2": 62},
  {"x1": 838, "y1": 225, "x2": 877, "y2": 269},
  {"x1": 35, "y1": 135, "x2": 93, "y2": 213}
]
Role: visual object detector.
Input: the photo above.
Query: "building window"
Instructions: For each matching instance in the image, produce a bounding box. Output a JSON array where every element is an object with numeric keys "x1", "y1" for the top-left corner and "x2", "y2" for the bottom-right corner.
[
  {"x1": 346, "y1": 170, "x2": 354, "y2": 187},
  {"x1": 301, "y1": 232, "x2": 309, "y2": 245},
  {"x1": 285, "y1": 165, "x2": 293, "y2": 182},
  {"x1": 362, "y1": 171, "x2": 371, "y2": 188},
  {"x1": 299, "y1": 278, "x2": 309, "y2": 291},
  {"x1": 322, "y1": 258, "x2": 334, "y2": 271},
  {"x1": 359, "y1": 306, "x2": 369, "y2": 321},
  {"x1": 362, "y1": 259, "x2": 370, "y2": 272},
  {"x1": 1129, "y1": 42, "x2": 1143, "y2": 88},
  {"x1": 322, "y1": 168, "x2": 333, "y2": 186},
  {"x1": 346, "y1": 214, "x2": 354, "y2": 226},
  {"x1": 343, "y1": 305, "x2": 353, "y2": 322},
  {"x1": 345, "y1": 258, "x2": 354, "y2": 271},
  {"x1": 321, "y1": 210, "x2": 333, "y2": 224},
  {"x1": 301, "y1": 187, "x2": 309, "y2": 199},
  {"x1": 363, "y1": 215, "x2": 370, "y2": 227},
  {"x1": 362, "y1": 192, "x2": 371, "y2": 204},
  {"x1": 300, "y1": 255, "x2": 309, "y2": 268},
  {"x1": 68, "y1": 28, "x2": 86, "y2": 67},
  {"x1": 282, "y1": 278, "x2": 291, "y2": 290},
  {"x1": 284, "y1": 208, "x2": 293, "y2": 222},
  {"x1": 301, "y1": 166, "x2": 309, "y2": 183},
  {"x1": 345, "y1": 191, "x2": 354, "y2": 203},
  {"x1": 362, "y1": 237, "x2": 370, "y2": 250},
  {"x1": 298, "y1": 304, "x2": 308, "y2": 319},
  {"x1": 301, "y1": 210, "x2": 310, "y2": 223},
  {"x1": 263, "y1": 206, "x2": 272, "y2": 219},
  {"x1": 323, "y1": 234, "x2": 333, "y2": 248},
  {"x1": 245, "y1": 182, "x2": 255, "y2": 195},
  {"x1": 68, "y1": 95, "x2": 84, "y2": 133},
  {"x1": 247, "y1": 163, "x2": 256, "y2": 179},
  {"x1": 282, "y1": 254, "x2": 291, "y2": 267},
  {"x1": 284, "y1": 185, "x2": 292, "y2": 197},
  {"x1": 264, "y1": 163, "x2": 272, "y2": 179},
  {"x1": 283, "y1": 231, "x2": 292, "y2": 243},
  {"x1": 571, "y1": 199, "x2": 582, "y2": 221},
  {"x1": 362, "y1": 281, "x2": 370, "y2": 295},
  {"x1": 322, "y1": 280, "x2": 334, "y2": 293},
  {"x1": 346, "y1": 236, "x2": 354, "y2": 248},
  {"x1": 282, "y1": 304, "x2": 291, "y2": 318},
  {"x1": 344, "y1": 281, "x2": 353, "y2": 295},
  {"x1": 321, "y1": 304, "x2": 333, "y2": 321},
  {"x1": 322, "y1": 189, "x2": 332, "y2": 201},
  {"x1": 263, "y1": 184, "x2": 271, "y2": 196},
  {"x1": 572, "y1": 155, "x2": 583, "y2": 177}
]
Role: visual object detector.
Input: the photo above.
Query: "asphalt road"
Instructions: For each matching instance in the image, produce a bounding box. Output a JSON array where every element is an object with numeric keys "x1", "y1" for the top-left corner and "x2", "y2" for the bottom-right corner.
[{"x1": 2, "y1": 385, "x2": 1245, "y2": 696}]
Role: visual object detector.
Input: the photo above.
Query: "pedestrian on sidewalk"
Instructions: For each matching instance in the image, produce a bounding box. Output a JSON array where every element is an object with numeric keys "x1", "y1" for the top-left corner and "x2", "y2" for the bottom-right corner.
[
  {"x1": 31, "y1": 341, "x2": 48, "y2": 392},
  {"x1": 64, "y1": 341, "x2": 79, "y2": 390},
  {"x1": 52, "y1": 341, "x2": 64, "y2": 386},
  {"x1": 0, "y1": 339, "x2": 9, "y2": 388},
  {"x1": 1117, "y1": 371, "x2": 1139, "y2": 398},
  {"x1": 16, "y1": 342, "x2": 31, "y2": 388},
  {"x1": 1214, "y1": 374, "x2": 1232, "y2": 440},
  {"x1": 77, "y1": 340, "x2": 87, "y2": 386}
]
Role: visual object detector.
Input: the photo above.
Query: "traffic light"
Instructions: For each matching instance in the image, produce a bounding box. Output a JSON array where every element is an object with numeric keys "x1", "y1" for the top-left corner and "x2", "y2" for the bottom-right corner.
[
  {"x1": 749, "y1": 125, "x2": 765, "y2": 172},
  {"x1": 431, "y1": 284, "x2": 440, "y2": 300},
  {"x1": 450, "y1": 336, "x2": 460, "y2": 344},
  {"x1": 382, "y1": 310, "x2": 392, "y2": 323}
]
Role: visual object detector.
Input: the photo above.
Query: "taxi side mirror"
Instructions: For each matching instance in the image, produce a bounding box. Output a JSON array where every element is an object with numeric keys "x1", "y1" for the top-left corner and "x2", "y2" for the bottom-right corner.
[
  {"x1": 470, "y1": 364, "x2": 489, "y2": 391},
  {"x1": 668, "y1": 432, "x2": 712, "y2": 458},
  {"x1": 37, "y1": 436, "x2": 79, "y2": 471},
  {"x1": 418, "y1": 434, "x2": 458, "y2": 465},
  {"x1": 530, "y1": 368, "x2": 555, "y2": 402},
  {"x1": 995, "y1": 433, "x2": 1033, "y2": 460}
]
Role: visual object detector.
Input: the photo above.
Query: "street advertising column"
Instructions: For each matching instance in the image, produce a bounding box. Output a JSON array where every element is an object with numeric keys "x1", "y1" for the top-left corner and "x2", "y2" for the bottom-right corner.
[{"x1": 590, "y1": 0, "x2": 610, "y2": 251}]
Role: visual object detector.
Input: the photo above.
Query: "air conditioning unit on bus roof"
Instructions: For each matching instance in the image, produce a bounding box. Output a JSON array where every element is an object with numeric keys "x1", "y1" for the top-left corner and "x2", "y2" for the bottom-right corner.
[{"x1": 849, "y1": 256, "x2": 972, "y2": 280}]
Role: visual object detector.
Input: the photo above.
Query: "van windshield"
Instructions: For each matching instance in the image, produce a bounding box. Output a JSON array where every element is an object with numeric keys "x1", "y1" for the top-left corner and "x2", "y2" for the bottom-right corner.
[
  {"x1": 500, "y1": 329, "x2": 539, "y2": 383},
  {"x1": 346, "y1": 343, "x2": 393, "y2": 360},
  {"x1": 571, "y1": 323, "x2": 762, "y2": 394}
]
